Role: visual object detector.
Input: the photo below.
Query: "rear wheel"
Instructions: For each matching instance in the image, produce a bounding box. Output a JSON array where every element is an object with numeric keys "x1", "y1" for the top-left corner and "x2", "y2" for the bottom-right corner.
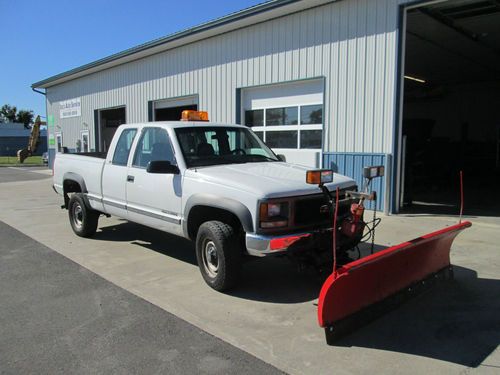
[
  {"x1": 195, "y1": 221, "x2": 242, "y2": 291},
  {"x1": 68, "y1": 193, "x2": 99, "y2": 237}
]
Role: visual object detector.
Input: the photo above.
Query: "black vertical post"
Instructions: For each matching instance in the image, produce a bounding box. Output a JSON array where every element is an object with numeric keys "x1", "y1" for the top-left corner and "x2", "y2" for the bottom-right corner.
[
  {"x1": 148, "y1": 101, "x2": 154, "y2": 122},
  {"x1": 235, "y1": 88, "x2": 241, "y2": 124},
  {"x1": 94, "y1": 109, "x2": 99, "y2": 152}
]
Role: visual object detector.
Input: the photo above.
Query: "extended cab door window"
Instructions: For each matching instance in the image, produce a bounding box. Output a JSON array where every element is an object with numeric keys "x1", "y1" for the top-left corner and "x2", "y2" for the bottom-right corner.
[
  {"x1": 112, "y1": 128, "x2": 137, "y2": 166},
  {"x1": 132, "y1": 127, "x2": 176, "y2": 168}
]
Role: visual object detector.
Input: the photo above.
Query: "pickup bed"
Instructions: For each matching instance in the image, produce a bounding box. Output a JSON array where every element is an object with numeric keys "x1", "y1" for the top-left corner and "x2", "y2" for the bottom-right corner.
[{"x1": 54, "y1": 121, "x2": 358, "y2": 290}]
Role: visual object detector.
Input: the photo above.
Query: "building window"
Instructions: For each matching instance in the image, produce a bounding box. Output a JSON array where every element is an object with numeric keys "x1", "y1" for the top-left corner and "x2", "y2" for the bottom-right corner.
[
  {"x1": 266, "y1": 131, "x2": 298, "y2": 148},
  {"x1": 300, "y1": 104, "x2": 323, "y2": 125},
  {"x1": 253, "y1": 131, "x2": 264, "y2": 141},
  {"x1": 265, "y1": 107, "x2": 298, "y2": 126},
  {"x1": 300, "y1": 130, "x2": 322, "y2": 149},
  {"x1": 245, "y1": 109, "x2": 264, "y2": 127},
  {"x1": 245, "y1": 104, "x2": 323, "y2": 149}
]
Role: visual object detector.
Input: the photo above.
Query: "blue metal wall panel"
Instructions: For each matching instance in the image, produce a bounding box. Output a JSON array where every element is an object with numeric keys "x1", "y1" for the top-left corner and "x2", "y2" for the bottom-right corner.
[
  {"x1": 48, "y1": 148, "x2": 56, "y2": 169},
  {"x1": 323, "y1": 152, "x2": 387, "y2": 211},
  {"x1": 0, "y1": 137, "x2": 48, "y2": 156}
]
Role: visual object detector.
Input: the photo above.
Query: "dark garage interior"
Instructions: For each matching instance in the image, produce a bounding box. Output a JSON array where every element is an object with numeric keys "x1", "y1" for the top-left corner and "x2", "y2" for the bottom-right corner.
[
  {"x1": 154, "y1": 105, "x2": 197, "y2": 121},
  {"x1": 401, "y1": 0, "x2": 500, "y2": 216},
  {"x1": 99, "y1": 106, "x2": 126, "y2": 152}
]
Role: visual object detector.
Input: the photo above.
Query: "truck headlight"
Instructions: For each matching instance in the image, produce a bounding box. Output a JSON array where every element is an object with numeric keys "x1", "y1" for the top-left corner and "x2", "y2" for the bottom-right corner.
[{"x1": 259, "y1": 202, "x2": 289, "y2": 228}]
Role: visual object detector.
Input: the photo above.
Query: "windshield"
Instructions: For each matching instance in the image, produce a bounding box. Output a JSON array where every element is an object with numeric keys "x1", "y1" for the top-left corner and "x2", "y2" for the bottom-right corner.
[{"x1": 175, "y1": 126, "x2": 279, "y2": 167}]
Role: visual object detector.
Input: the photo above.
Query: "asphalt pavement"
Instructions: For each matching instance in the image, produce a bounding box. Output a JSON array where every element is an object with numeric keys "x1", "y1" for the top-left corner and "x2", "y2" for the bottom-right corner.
[
  {"x1": 0, "y1": 220, "x2": 282, "y2": 375},
  {"x1": 1, "y1": 166, "x2": 499, "y2": 375}
]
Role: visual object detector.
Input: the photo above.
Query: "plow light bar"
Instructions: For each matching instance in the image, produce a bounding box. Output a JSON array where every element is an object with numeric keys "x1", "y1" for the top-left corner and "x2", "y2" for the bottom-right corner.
[
  {"x1": 363, "y1": 165, "x2": 384, "y2": 179},
  {"x1": 181, "y1": 110, "x2": 209, "y2": 122},
  {"x1": 306, "y1": 169, "x2": 333, "y2": 185}
]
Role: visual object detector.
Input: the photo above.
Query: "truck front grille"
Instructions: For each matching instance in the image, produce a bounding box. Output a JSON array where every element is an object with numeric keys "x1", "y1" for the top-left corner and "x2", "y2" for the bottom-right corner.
[{"x1": 293, "y1": 191, "x2": 350, "y2": 227}]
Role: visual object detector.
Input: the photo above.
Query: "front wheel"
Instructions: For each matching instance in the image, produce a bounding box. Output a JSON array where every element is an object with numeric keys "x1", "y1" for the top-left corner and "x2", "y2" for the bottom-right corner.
[
  {"x1": 68, "y1": 193, "x2": 99, "y2": 238},
  {"x1": 195, "y1": 221, "x2": 242, "y2": 291}
]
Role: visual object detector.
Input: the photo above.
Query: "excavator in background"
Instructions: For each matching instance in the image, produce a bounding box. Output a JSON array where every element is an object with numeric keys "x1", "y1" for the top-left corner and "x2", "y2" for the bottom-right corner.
[{"x1": 17, "y1": 115, "x2": 42, "y2": 163}]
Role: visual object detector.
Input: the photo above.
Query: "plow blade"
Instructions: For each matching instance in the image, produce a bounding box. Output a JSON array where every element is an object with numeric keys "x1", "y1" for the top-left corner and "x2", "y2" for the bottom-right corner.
[{"x1": 318, "y1": 221, "x2": 471, "y2": 343}]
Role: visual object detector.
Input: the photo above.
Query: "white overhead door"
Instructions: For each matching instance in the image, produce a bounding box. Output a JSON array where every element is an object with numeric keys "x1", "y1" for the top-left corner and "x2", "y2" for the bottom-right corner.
[{"x1": 241, "y1": 79, "x2": 324, "y2": 168}]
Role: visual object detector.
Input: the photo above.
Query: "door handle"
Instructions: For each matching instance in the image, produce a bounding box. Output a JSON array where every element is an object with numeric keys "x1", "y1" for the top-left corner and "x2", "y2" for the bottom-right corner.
[{"x1": 127, "y1": 175, "x2": 135, "y2": 182}]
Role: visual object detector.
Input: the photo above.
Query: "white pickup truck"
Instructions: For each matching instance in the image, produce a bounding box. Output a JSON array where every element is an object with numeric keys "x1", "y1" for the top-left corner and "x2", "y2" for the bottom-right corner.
[{"x1": 53, "y1": 118, "x2": 358, "y2": 290}]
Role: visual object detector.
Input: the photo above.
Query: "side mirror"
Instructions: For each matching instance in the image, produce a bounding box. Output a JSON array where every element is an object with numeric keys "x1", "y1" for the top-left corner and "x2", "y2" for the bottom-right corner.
[
  {"x1": 277, "y1": 154, "x2": 287, "y2": 162},
  {"x1": 146, "y1": 160, "x2": 180, "y2": 174}
]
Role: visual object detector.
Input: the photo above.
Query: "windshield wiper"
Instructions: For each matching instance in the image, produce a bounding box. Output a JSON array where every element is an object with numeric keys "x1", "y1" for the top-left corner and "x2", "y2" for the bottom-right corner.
[{"x1": 245, "y1": 155, "x2": 278, "y2": 162}]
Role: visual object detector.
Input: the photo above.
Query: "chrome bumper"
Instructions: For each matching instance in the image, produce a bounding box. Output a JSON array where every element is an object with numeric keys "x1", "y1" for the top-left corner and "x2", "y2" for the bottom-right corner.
[{"x1": 245, "y1": 232, "x2": 314, "y2": 257}]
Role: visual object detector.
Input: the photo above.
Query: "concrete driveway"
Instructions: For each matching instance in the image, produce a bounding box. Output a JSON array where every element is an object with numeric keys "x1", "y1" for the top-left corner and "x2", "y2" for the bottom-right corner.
[{"x1": 0, "y1": 167, "x2": 499, "y2": 374}]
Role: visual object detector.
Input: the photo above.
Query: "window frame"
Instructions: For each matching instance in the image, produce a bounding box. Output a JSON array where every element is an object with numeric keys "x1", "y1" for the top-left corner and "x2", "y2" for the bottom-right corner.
[
  {"x1": 55, "y1": 132, "x2": 63, "y2": 153},
  {"x1": 111, "y1": 128, "x2": 138, "y2": 166},
  {"x1": 245, "y1": 103, "x2": 323, "y2": 150},
  {"x1": 131, "y1": 126, "x2": 177, "y2": 169}
]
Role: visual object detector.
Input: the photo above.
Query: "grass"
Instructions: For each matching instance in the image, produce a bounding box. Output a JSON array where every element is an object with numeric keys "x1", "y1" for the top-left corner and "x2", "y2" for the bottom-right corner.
[{"x1": 0, "y1": 156, "x2": 44, "y2": 165}]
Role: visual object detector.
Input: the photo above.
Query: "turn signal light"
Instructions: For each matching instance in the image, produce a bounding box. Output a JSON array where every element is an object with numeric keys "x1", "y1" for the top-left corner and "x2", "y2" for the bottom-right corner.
[
  {"x1": 181, "y1": 110, "x2": 209, "y2": 122},
  {"x1": 269, "y1": 233, "x2": 311, "y2": 251},
  {"x1": 306, "y1": 169, "x2": 333, "y2": 185}
]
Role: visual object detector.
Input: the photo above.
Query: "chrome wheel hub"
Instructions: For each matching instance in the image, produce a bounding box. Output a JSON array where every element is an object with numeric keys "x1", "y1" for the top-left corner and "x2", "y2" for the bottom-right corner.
[
  {"x1": 73, "y1": 203, "x2": 83, "y2": 229},
  {"x1": 202, "y1": 240, "x2": 219, "y2": 278}
]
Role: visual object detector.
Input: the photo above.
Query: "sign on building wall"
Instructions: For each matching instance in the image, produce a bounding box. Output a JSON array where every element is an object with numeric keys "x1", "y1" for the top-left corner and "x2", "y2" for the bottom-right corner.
[{"x1": 59, "y1": 97, "x2": 81, "y2": 118}]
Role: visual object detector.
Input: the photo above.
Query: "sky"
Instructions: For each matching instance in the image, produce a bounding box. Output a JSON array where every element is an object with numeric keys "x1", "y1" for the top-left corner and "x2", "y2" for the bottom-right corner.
[{"x1": 0, "y1": 0, "x2": 264, "y2": 119}]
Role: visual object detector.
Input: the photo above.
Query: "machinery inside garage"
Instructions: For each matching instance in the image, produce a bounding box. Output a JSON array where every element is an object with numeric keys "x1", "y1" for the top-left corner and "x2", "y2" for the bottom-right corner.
[{"x1": 401, "y1": 0, "x2": 500, "y2": 216}]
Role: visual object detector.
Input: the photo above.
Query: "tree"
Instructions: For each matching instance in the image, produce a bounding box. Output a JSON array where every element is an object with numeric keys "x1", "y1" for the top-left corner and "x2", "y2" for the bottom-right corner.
[
  {"x1": 0, "y1": 104, "x2": 17, "y2": 122},
  {"x1": 16, "y1": 109, "x2": 34, "y2": 128}
]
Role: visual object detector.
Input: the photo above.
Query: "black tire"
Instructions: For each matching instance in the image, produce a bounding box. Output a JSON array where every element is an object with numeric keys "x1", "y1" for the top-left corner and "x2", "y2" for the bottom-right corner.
[
  {"x1": 195, "y1": 221, "x2": 242, "y2": 291},
  {"x1": 68, "y1": 193, "x2": 99, "y2": 238}
]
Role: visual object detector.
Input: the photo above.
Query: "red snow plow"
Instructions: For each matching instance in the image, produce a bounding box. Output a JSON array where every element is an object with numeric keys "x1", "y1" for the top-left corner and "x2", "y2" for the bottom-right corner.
[{"x1": 311, "y1": 167, "x2": 471, "y2": 343}]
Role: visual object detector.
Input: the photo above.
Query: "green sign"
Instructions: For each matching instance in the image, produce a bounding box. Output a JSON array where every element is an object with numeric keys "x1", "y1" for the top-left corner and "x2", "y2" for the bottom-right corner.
[{"x1": 47, "y1": 115, "x2": 55, "y2": 146}]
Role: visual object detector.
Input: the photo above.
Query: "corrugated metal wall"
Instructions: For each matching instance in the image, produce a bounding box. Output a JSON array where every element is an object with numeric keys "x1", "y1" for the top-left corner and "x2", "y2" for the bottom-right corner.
[
  {"x1": 324, "y1": 152, "x2": 388, "y2": 210},
  {"x1": 46, "y1": 0, "x2": 411, "y2": 156}
]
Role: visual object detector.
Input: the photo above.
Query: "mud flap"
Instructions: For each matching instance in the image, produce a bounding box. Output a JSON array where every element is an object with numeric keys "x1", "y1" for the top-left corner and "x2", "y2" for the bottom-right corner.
[{"x1": 317, "y1": 221, "x2": 471, "y2": 343}]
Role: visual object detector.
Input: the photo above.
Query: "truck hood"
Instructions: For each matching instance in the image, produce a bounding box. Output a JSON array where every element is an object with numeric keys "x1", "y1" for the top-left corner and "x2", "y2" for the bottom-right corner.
[{"x1": 185, "y1": 162, "x2": 357, "y2": 198}]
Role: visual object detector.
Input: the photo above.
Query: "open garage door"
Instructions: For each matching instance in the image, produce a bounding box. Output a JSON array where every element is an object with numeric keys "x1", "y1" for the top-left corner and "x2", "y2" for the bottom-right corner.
[
  {"x1": 400, "y1": 0, "x2": 500, "y2": 216},
  {"x1": 151, "y1": 96, "x2": 198, "y2": 122},
  {"x1": 241, "y1": 79, "x2": 324, "y2": 168},
  {"x1": 97, "y1": 106, "x2": 126, "y2": 152}
]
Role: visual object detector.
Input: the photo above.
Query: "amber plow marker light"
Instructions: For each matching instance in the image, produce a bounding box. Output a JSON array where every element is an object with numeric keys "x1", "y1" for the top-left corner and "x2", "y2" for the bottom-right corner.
[
  {"x1": 180, "y1": 110, "x2": 209, "y2": 121},
  {"x1": 306, "y1": 169, "x2": 334, "y2": 185}
]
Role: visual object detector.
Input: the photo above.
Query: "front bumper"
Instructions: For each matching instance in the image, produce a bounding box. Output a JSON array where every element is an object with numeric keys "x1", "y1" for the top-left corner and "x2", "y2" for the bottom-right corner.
[{"x1": 246, "y1": 231, "x2": 324, "y2": 257}]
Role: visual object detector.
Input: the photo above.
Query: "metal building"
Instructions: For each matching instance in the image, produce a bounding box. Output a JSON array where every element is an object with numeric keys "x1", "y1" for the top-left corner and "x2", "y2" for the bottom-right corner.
[
  {"x1": 32, "y1": 0, "x2": 500, "y2": 215},
  {"x1": 0, "y1": 123, "x2": 47, "y2": 156}
]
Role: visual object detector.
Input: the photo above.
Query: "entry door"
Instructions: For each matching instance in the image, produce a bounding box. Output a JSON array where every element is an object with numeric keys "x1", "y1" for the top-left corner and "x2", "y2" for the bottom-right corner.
[
  {"x1": 101, "y1": 128, "x2": 138, "y2": 218},
  {"x1": 126, "y1": 127, "x2": 182, "y2": 235},
  {"x1": 81, "y1": 130, "x2": 90, "y2": 152}
]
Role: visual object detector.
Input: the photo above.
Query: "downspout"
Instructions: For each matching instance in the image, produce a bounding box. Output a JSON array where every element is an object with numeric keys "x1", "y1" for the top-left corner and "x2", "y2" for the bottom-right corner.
[
  {"x1": 32, "y1": 86, "x2": 51, "y2": 167},
  {"x1": 32, "y1": 87, "x2": 46, "y2": 96}
]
